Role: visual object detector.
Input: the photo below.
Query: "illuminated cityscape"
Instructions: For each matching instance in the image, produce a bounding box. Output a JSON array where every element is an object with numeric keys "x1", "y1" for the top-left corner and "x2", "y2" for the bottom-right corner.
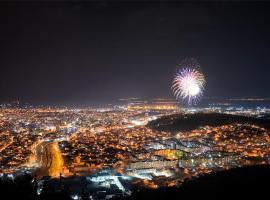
[
  {"x1": 0, "y1": 98, "x2": 270, "y2": 199},
  {"x1": 1, "y1": 1, "x2": 270, "y2": 199}
]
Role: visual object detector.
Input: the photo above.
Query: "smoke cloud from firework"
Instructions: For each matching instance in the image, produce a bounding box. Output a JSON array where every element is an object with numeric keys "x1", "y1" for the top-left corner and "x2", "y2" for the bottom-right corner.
[{"x1": 172, "y1": 58, "x2": 206, "y2": 105}]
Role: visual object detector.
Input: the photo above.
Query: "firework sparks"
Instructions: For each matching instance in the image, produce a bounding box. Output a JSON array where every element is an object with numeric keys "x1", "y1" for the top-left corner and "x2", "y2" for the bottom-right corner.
[{"x1": 172, "y1": 59, "x2": 206, "y2": 105}]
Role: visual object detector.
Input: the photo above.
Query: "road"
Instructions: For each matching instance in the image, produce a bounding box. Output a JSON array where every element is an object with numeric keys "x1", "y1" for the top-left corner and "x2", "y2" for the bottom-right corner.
[
  {"x1": 0, "y1": 136, "x2": 14, "y2": 153},
  {"x1": 35, "y1": 141, "x2": 65, "y2": 177}
]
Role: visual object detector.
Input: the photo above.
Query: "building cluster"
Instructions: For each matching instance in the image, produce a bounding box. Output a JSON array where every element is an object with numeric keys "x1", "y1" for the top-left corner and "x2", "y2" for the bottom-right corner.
[{"x1": 0, "y1": 103, "x2": 270, "y2": 199}]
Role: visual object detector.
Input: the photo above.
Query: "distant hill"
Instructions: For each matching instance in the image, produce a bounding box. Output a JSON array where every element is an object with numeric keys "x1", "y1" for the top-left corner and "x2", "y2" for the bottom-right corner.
[{"x1": 147, "y1": 112, "x2": 270, "y2": 132}]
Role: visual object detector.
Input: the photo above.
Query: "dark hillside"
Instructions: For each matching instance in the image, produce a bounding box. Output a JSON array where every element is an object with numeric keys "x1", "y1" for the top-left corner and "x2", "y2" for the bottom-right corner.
[{"x1": 148, "y1": 113, "x2": 270, "y2": 132}]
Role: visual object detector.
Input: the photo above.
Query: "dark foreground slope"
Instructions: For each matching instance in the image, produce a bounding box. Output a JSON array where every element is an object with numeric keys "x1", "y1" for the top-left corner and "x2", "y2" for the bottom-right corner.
[
  {"x1": 124, "y1": 165, "x2": 270, "y2": 200},
  {"x1": 0, "y1": 165, "x2": 269, "y2": 199},
  {"x1": 148, "y1": 112, "x2": 270, "y2": 132}
]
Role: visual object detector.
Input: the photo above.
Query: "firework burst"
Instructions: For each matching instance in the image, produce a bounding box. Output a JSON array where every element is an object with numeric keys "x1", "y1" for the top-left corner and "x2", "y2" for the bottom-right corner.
[{"x1": 172, "y1": 59, "x2": 206, "y2": 105}]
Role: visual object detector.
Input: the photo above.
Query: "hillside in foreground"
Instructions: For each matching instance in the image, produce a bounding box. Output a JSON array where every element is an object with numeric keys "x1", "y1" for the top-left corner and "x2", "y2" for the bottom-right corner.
[
  {"x1": 124, "y1": 164, "x2": 270, "y2": 200},
  {"x1": 0, "y1": 165, "x2": 269, "y2": 199}
]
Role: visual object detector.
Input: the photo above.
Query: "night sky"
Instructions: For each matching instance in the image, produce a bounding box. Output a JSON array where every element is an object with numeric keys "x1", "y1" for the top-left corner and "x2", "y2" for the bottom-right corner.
[{"x1": 0, "y1": 1, "x2": 270, "y2": 106}]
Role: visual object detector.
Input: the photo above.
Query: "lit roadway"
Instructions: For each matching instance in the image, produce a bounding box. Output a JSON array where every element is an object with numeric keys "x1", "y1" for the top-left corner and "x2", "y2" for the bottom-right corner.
[
  {"x1": 35, "y1": 141, "x2": 64, "y2": 177},
  {"x1": 0, "y1": 136, "x2": 14, "y2": 153}
]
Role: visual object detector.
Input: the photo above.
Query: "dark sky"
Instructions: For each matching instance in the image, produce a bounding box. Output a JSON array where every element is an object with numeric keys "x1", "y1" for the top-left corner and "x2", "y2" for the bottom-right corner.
[{"x1": 0, "y1": 1, "x2": 270, "y2": 106}]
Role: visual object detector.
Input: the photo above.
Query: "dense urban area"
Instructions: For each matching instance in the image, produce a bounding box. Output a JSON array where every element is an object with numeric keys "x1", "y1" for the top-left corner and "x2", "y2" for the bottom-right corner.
[{"x1": 0, "y1": 99, "x2": 270, "y2": 199}]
